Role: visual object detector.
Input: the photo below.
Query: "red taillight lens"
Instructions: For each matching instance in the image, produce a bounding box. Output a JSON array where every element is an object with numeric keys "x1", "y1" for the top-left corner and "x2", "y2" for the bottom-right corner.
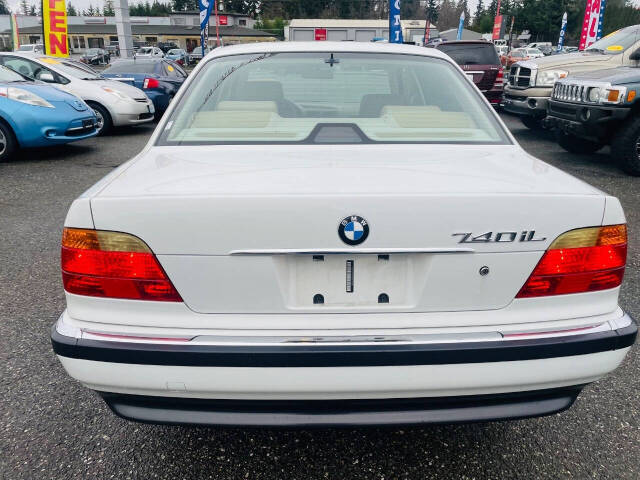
[
  {"x1": 143, "y1": 77, "x2": 159, "y2": 89},
  {"x1": 61, "y1": 228, "x2": 182, "y2": 302},
  {"x1": 494, "y1": 67, "x2": 504, "y2": 87},
  {"x1": 517, "y1": 225, "x2": 627, "y2": 298}
]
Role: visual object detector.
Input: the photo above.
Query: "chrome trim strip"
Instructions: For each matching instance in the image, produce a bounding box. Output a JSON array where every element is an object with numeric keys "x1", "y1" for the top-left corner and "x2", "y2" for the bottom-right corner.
[
  {"x1": 57, "y1": 312, "x2": 632, "y2": 348},
  {"x1": 66, "y1": 124, "x2": 95, "y2": 132},
  {"x1": 229, "y1": 247, "x2": 475, "y2": 255}
]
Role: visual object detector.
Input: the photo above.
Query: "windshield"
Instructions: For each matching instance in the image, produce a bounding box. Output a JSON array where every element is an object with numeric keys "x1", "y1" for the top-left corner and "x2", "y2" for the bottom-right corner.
[
  {"x1": 159, "y1": 52, "x2": 509, "y2": 145},
  {"x1": 586, "y1": 26, "x2": 640, "y2": 54},
  {"x1": 41, "y1": 59, "x2": 102, "y2": 79},
  {"x1": 168, "y1": 49, "x2": 182, "y2": 55},
  {"x1": 437, "y1": 43, "x2": 500, "y2": 65},
  {"x1": 0, "y1": 64, "x2": 28, "y2": 82},
  {"x1": 103, "y1": 62, "x2": 156, "y2": 73}
]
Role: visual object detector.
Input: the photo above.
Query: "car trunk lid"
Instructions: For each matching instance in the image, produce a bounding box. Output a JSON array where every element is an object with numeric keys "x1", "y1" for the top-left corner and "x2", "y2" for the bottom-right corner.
[{"x1": 89, "y1": 144, "x2": 605, "y2": 314}]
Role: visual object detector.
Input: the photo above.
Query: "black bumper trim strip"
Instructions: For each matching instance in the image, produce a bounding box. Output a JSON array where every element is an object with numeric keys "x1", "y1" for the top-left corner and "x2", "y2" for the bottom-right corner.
[
  {"x1": 51, "y1": 315, "x2": 637, "y2": 368},
  {"x1": 98, "y1": 386, "x2": 584, "y2": 427}
]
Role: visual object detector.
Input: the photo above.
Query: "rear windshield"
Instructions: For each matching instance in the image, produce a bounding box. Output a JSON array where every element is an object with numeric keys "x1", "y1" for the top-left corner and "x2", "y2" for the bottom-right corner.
[
  {"x1": 159, "y1": 52, "x2": 509, "y2": 145},
  {"x1": 436, "y1": 43, "x2": 500, "y2": 65},
  {"x1": 104, "y1": 62, "x2": 156, "y2": 73}
]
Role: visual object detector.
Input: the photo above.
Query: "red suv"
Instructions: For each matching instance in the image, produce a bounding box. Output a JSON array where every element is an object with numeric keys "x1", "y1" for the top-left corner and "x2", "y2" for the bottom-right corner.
[{"x1": 435, "y1": 41, "x2": 504, "y2": 107}]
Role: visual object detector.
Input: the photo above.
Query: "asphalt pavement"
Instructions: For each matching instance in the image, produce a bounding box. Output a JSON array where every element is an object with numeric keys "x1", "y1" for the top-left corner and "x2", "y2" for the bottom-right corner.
[{"x1": 1, "y1": 114, "x2": 638, "y2": 480}]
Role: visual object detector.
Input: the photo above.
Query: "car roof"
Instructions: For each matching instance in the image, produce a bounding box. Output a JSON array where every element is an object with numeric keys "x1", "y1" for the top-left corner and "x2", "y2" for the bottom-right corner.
[
  {"x1": 207, "y1": 41, "x2": 452, "y2": 62},
  {"x1": 438, "y1": 40, "x2": 492, "y2": 45}
]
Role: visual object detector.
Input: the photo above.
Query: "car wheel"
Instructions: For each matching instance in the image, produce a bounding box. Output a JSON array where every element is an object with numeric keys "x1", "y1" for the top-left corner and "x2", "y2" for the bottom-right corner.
[
  {"x1": 520, "y1": 116, "x2": 545, "y2": 130},
  {"x1": 88, "y1": 102, "x2": 113, "y2": 136},
  {"x1": 555, "y1": 130, "x2": 604, "y2": 154},
  {"x1": 0, "y1": 121, "x2": 16, "y2": 162},
  {"x1": 611, "y1": 115, "x2": 640, "y2": 176}
]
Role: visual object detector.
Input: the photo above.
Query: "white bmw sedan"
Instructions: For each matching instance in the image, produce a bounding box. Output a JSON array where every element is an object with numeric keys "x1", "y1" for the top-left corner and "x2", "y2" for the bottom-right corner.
[{"x1": 52, "y1": 42, "x2": 636, "y2": 427}]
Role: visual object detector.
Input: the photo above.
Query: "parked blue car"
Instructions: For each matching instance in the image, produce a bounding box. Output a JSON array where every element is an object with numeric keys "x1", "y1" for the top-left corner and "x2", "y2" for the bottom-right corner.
[
  {"x1": 0, "y1": 65, "x2": 97, "y2": 162},
  {"x1": 165, "y1": 48, "x2": 190, "y2": 66},
  {"x1": 101, "y1": 59, "x2": 188, "y2": 118}
]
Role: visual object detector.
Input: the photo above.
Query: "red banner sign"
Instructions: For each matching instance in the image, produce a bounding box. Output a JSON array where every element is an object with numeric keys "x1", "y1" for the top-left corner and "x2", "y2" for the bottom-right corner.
[
  {"x1": 579, "y1": 0, "x2": 604, "y2": 50},
  {"x1": 315, "y1": 28, "x2": 327, "y2": 41},
  {"x1": 492, "y1": 15, "x2": 503, "y2": 40},
  {"x1": 217, "y1": 15, "x2": 228, "y2": 26}
]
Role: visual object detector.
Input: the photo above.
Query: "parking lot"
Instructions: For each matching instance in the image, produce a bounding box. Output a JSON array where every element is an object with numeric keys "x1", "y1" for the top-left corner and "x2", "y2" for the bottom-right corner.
[{"x1": 1, "y1": 113, "x2": 638, "y2": 479}]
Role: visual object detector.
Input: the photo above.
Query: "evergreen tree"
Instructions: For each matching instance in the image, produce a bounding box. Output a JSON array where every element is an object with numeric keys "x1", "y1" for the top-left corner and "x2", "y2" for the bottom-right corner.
[
  {"x1": 87, "y1": 4, "x2": 95, "y2": 15},
  {"x1": 425, "y1": 0, "x2": 438, "y2": 24},
  {"x1": 28, "y1": 4, "x2": 36, "y2": 15},
  {"x1": 67, "y1": 2, "x2": 77, "y2": 15},
  {"x1": 19, "y1": 0, "x2": 29, "y2": 15},
  {"x1": 103, "y1": 0, "x2": 115, "y2": 16},
  {"x1": 0, "y1": 0, "x2": 9, "y2": 15}
]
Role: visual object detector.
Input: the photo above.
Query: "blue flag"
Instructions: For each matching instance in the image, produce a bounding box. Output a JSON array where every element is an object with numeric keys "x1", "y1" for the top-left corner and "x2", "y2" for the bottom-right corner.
[
  {"x1": 557, "y1": 12, "x2": 567, "y2": 52},
  {"x1": 389, "y1": 0, "x2": 403, "y2": 44},
  {"x1": 457, "y1": 12, "x2": 465, "y2": 40},
  {"x1": 199, "y1": 0, "x2": 214, "y2": 56}
]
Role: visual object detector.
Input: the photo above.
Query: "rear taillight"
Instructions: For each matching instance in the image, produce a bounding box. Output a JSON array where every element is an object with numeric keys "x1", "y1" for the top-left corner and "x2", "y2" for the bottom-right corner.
[
  {"x1": 517, "y1": 225, "x2": 627, "y2": 298},
  {"x1": 142, "y1": 77, "x2": 159, "y2": 89},
  {"x1": 61, "y1": 228, "x2": 182, "y2": 302},
  {"x1": 494, "y1": 67, "x2": 504, "y2": 87}
]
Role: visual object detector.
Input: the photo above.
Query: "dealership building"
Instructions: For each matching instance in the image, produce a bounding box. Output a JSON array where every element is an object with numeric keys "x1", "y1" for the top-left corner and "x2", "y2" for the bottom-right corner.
[
  {"x1": 286, "y1": 19, "x2": 438, "y2": 43},
  {"x1": 0, "y1": 12, "x2": 275, "y2": 53}
]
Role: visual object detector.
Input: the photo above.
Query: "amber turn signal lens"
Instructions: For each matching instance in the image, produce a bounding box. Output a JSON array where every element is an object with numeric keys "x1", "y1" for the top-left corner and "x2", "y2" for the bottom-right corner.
[
  {"x1": 628, "y1": 90, "x2": 636, "y2": 102},
  {"x1": 62, "y1": 227, "x2": 151, "y2": 252}
]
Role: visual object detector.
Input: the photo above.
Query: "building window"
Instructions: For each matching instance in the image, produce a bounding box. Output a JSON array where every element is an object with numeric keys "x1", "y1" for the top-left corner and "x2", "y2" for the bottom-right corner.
[
  {"x1": 239, "y1": 19, "x2": 246, "y2": 26},
  {"x1": 110, "y1": 36, "x2": 118, "y2": 42},
  {"x1": 29, "y1": 35, "x2": 41, "y2": 44},
  {"x1": 87, "y1": 37, "x2": 104, "y2": 48},
  {"x1": 145, "y1": 36, "x2": 157, "y2": 43},
  {"x1": 72, "y1": 36, "x2": 79, "y2": 48}
]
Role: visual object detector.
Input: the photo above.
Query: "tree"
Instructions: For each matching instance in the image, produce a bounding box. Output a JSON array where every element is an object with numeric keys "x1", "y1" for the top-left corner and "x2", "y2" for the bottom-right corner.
[
  {"x1": 0, "y1": 0, "x2": 9, "y2": 15},
  {"x1": 425, "y1": 0, "x2": 438, "y2": 24},
  {"x1": 28, "y1": 3, "x2": 36, "y2": 15},
  {"x1": 103, "y1": 0, "x2": 115, "y2": 16},
  {"x1": 171, "y1": 0, "x2": 190, "y2": 12},
  {"x1": 19, "y1": 0, "x2": 29, "y2": 14},
  {"x1": 437, "y1": 0, "x2": 459, "y2": 30},
  {"x1": 67, "y1": 2, "x2": 77, "y2": 15}
]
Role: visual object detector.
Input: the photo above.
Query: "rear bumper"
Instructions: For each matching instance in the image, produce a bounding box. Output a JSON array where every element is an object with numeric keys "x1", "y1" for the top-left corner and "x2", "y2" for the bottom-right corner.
[
  {"x1": 52, "y1": 312, "x2": 636, "y2": 425},
  {"x1": 99, "y1": 386, "x2": 583, "y2": 427}
]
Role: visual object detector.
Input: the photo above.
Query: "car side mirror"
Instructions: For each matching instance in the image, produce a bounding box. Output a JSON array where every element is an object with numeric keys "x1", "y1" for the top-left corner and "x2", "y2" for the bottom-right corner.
[
  {"x1": 630, "y1": 47, "x2": 640, "y2": 61},
  {"x1": 39, "y1": 72, "x2": 55, "y2": 82}
]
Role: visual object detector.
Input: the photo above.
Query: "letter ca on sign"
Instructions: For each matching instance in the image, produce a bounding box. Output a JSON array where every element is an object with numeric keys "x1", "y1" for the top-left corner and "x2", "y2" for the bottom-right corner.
[{"x1": 43, "y1": 0, "x2": 68, "y2": 57}]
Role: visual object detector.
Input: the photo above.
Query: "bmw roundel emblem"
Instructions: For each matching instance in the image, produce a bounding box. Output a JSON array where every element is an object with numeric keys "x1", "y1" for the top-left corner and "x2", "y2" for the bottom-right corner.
[{"x1": 338, "y1": 215, "x2": 369, "y2": 246}]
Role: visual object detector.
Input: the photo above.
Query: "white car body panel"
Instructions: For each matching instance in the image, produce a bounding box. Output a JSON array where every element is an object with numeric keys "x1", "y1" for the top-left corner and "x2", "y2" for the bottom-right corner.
[{"x1": 53, "y1": 42, "x2": 636, "y2": 426}]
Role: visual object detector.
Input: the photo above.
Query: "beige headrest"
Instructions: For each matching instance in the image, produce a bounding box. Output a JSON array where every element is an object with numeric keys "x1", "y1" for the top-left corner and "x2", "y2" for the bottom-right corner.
[{"x1": 382, "y1": 106, "x2": 474, "y2": 129}]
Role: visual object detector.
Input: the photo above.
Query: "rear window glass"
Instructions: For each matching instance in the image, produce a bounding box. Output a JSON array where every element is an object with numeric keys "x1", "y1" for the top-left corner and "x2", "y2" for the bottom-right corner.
[
  {"x1": 104, "y1": 62, "x2": 156, "y2": 73},
  {"x1": 159, "y1": 52, "x2": 509, "y2": 145},
  {"x1": 437, "y1": 43, "x2": 500, "y2": 65}
]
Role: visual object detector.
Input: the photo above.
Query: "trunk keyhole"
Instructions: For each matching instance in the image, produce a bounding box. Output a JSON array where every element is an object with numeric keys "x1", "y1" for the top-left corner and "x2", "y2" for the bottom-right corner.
[
  {"x1": 378, "y1": 293, "x2": 389, "y2": 304},
  {"x1": 313, "y1": 294, "x2": 324, "y2": 304}
]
